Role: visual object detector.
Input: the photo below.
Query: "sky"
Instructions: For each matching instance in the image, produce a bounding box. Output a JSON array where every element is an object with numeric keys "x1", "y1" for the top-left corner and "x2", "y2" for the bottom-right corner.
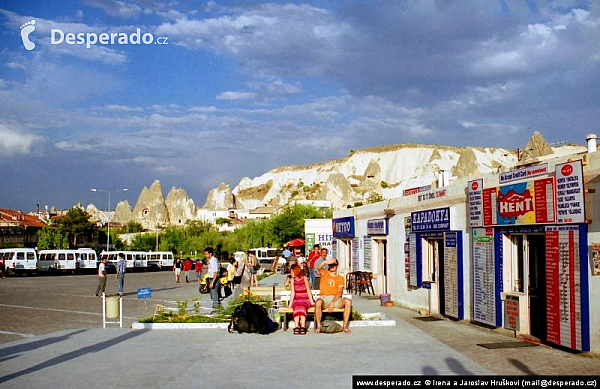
[{"x1": 1, "y1": 0, "x2": 599, "y2": 212}]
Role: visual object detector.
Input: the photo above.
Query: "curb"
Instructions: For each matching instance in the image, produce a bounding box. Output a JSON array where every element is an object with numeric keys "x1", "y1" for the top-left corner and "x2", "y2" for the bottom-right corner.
[{"x1": 131, "y1": 312, "x2": 396, "y2": 330}]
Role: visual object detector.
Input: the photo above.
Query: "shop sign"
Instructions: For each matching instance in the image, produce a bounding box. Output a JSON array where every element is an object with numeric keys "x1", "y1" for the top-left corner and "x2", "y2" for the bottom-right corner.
[
  {"x1": 504, "y1": 295, "x2": 520, "y2": 331},
  {"x1": 417, "y1": 189, "x2": 447, "y2": 202},
  {"x1": 556, "y1": 160, "x2": 585, "y2": 224},
  {"x1": 410, "y1": 207, "x2": 450, "y2": 231},
  {"x1": 499, "y1": 163, "x2": 548, "y2": 184},
  {"x1": 468, "y1": 179, "x2": 484, "y2": 227},
  {"x1": 483, "y1": 178, "x2": 556, "y2": 226},
  {"x1": 403, "y1": 185, "x2": 431, "y2": 196},
  {"x1": 367, "y1": 218, "x2": 388, "y2": 235},
  {"x1": 332, "y1": 216, "x2": 355, "y2": 238}
]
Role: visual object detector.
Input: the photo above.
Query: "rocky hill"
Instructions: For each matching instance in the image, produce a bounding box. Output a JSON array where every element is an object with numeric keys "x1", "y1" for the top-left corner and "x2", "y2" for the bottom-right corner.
[{"x1": 86, "y1": 132, "x2": 586, "y2": 226}]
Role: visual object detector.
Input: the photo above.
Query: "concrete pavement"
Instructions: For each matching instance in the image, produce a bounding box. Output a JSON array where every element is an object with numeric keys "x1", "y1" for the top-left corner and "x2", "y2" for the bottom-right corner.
[{"x1": 1, "y1": 273, "x2": 599, "y2": 388}]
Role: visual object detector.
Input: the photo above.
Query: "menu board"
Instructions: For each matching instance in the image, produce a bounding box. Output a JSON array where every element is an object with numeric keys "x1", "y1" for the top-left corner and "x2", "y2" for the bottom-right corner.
[
  {"x1": 443, "y1": 232, "x2": 459, "y2": 319},
  {"x1": 409, "y1": 233, "x2": 418, "y2": 287},
  {"x1": 482, "y1": 188, "x2": 498, "y2": 226},
  {"x1": 556, "y1": 160, "x2": 585, "y2": 224},
  {"x1": 472, "y1": 228, "x2": 496, "y2": 326},
  {"x1": 468, "y1": 179, "x2": 484, "y2": 227},
  {"x1": 546, "y1": 225, "x2": 583, "y2": 351},
  {"x1": 363, "y1": 235, "x2": 372, "y2": 271},
  {"x1": 331, "y1": 239, "x2": 337, "y2": 259},
  {"x1": 352, "y1": 237, "x2": 360, "y2": 271}
]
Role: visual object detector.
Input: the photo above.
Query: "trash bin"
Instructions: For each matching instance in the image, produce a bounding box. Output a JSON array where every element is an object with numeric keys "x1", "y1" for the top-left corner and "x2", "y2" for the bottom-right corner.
[
  {"x1": 106, "y1": 296, "x2": 120, "y2": 319},
  {"x1": 379, "y1": 293, "x2": 391, "y2": 306}
]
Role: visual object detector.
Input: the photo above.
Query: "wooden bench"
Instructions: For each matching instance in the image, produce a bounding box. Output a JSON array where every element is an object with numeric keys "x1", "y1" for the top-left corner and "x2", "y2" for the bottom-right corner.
[{"x1": 276, "y1": 290, "x2": 352, "y2": 330}]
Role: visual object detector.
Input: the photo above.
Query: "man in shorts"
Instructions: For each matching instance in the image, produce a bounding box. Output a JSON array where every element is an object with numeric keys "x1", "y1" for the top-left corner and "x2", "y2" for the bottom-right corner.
[{"x1": 314, "y1": 255, "x2": 352, "y2": 334}]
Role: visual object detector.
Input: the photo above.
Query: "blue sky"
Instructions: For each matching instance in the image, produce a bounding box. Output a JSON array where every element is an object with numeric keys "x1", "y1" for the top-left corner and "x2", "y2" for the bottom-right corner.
[{"x1": 1, "y1": 0, "x2": 599, "y2": 212}]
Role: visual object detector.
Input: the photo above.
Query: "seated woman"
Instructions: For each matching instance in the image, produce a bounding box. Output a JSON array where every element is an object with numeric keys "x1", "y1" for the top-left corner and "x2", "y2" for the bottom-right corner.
[{"x1": 289, "y1": 263, "x2": 314, "y2": 335}]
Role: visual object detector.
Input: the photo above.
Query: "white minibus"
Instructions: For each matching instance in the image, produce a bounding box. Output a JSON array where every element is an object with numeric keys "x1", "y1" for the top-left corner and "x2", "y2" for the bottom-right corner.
[
  {"x1": 248, "y1": 247, "x2": 278, "y2": 269},
  {"x1": 99, "y1": 251, "x2": 136, "y2": 271},
  {"x1": 37, "y1": 250, "x2": 77, "y2": 273},
  {"x1": 0, "y1": 248, "x2": 37, "y2": 275},
  {"x1": 147, "y1": 251, "x2": 174, "y2": 270},
  {"x1": 76, "y1": 248, "x2": 98, "y2": 271},
  {"x1": 132, "y1": 251, "x2": 148, "y2": 269}
]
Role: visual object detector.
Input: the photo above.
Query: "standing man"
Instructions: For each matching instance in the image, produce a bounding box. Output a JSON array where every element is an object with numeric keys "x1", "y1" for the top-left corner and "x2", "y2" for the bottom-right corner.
[
  {"x1": 307, "y1": 244, "x2": 321, "y2": 289},
  {"x1": 314, "y1": 256, "x2": 352, "y2": 334},
  {"x1": 116, "y1": 252, "x2": 126, "y2": 296},
  {"x1": 95, "y1": 256, "x2": 107, "y2": 297},
  {"x1": 173, "y1": 257, "x2": 182, "y2": 283},
  {"x1": 204, "y1": 247, "x2": 221, "y2": 309},
  {"x1": 313, "y1": 248, "x2": 329, "y2": 290}
]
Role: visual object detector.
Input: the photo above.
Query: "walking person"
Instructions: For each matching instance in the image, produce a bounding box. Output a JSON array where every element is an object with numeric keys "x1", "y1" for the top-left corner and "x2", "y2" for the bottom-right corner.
[
  {"x1": 194, "y1": 258, "x2": 202, "y2": 281},
  {"x1": 116, "y1": 252, "x2": 126, "y2": 296},
  {"x1": 289, "y1": 263, "x2": 314, "y2": 335},
  {"x1": 204, "y1": 247, "x2": 221, "y2": 310},
  {"x1": 183, "y1": 257, "x2": 192, "y2": 283},
  {"x1": 232, "y1": 253, "x2": 251, "y2": 298},
  {"x1": 0, "y1": 255, "x2": 5, "y2": 279},
  {"x1": 173, "y1": 257, "x2": 182, "y2": 283},
  {"x1": 95, "y1": 257, "x2": 108, "y2": 297}
]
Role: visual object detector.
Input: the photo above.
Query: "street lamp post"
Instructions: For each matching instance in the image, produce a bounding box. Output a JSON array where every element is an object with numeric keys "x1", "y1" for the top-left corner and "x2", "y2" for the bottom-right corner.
[{"x1": 91, "y1": 188, "x2": 128, "y2": 250}]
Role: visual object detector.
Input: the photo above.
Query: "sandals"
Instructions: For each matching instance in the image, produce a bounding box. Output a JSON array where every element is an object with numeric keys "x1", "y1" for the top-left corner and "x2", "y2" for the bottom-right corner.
[{"x1": 293, "y1": 327, "x2": 308, "y2": 335}]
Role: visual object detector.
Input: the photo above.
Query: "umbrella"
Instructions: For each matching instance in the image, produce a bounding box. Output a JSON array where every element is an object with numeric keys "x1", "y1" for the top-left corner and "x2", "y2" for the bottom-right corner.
[{"x1": 285, "y1": 238, "x2": 305, "y2": 247}]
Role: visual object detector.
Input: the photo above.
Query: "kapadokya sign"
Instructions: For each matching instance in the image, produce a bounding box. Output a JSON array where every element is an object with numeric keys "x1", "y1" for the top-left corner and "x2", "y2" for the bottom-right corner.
[
  {"x1": 367, "y1": 218, "x2": 388, "y2": 235},
  {"x1": 482, "y1": 178, "x2": 556, "y2": 226},
  {"x1": 555, "y1": 160, "x2": 585, "y2": 224},
  {"x1": 410, "y1": 207, "x2": 450, "y2": 231},
  {"x1": 332, "y1": 216, "x2": 355, "y2": 238}
]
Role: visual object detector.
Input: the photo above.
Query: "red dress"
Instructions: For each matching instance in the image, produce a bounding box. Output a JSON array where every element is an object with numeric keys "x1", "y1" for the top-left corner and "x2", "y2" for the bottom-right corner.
[{"x1": 291, "y1": 276, "x2": 311, "y2": 319}]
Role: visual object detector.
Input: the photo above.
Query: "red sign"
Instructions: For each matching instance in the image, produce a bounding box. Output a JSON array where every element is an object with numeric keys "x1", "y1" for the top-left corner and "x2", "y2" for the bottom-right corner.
[
  {"x1": 498, "y1": 189, "x2": 533, "y2": 219},
  {"x1": 482, "y1": 188, "x2": 497, "y2": 226},
  {"x1": 471, "y1": 181, "x2": 479, "y2": 191}
]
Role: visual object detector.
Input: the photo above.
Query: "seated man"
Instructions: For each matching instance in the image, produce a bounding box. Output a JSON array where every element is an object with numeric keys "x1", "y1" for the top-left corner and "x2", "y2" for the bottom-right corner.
[{"x1": 314, "y1": 255, "x2": 352, "y2": 334}]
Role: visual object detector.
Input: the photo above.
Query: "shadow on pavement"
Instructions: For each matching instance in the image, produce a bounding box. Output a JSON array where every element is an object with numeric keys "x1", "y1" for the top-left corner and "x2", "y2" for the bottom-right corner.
[
  {"x1": 0, "y1": 329, "x2": 88, "y2": 359},
  {"x1": 0, "y1": 330, "x2": 149, "y2": 385},
  {"x1": 509, "y1": 358, "x2": 537, "y2": 375}
]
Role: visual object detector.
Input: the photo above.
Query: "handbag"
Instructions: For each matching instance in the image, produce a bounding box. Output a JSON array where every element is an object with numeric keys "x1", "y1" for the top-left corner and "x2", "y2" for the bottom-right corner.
[{"x1": 320, "y1": 320, "x2": 342, "y2": 333}]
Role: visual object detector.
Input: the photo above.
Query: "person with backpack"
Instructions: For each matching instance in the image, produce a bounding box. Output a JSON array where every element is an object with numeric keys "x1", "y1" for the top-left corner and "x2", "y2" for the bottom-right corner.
[{"x1": 289, "y1": 263, "x2": 315, "y2": 335}]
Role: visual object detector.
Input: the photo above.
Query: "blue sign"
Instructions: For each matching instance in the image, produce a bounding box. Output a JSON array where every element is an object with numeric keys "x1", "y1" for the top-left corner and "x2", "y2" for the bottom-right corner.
[
  {"x1": 367, "y1": 218, "x2": 388, "y2": 235},
  {"x1": 410, "y1": 207, "x2": 450, "y2": 231},
  {"x1": 137, "y1": 287, "x2": 152, "y2": 299},
  {"x1": 332, "y1": 216, "x2": 355, "y2": 238}
]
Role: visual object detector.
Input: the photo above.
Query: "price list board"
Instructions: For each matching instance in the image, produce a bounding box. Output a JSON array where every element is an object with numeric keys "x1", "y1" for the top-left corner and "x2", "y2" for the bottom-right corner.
[
  {"x1": 534, "y1": 177, "x2": 556, "y2": 223},
  {"x1": 409, "y1": 233, "x2": 418, "y2": 287},
  {"x1": 363, "y1": 235, "x2": 372, "y2": 271},
  {"x1": 546, "y1": 225, "x2": 583, "y2": 351},
  {"x1": 468, "y1": 179, "x2": 484, "y2": 227},
  {"x1": 472, "y1": 228, "x2": 496, "y2": 326},
  {"x1": 482, "y1": 188, "x2": 498, "y2": 226},
  {"x1": 352, "y1": 237, "x2": 360, "y2": 271},
  {"x1": 443, "y1": 232, "x2": 459, "y2": 319}
]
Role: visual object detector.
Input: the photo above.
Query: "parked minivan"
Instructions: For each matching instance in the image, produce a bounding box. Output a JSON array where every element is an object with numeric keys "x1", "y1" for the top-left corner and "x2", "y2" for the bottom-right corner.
[
  {"x1": 0, "y1": 248, "x2": 37, "y2": 275},
  {"x1": 37, "y1": 249, "x2": 77, "y2": 273}
]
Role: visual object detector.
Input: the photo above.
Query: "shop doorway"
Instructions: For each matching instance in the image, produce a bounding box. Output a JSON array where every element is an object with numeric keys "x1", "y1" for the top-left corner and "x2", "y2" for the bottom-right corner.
[
  {"x1": 375, "y1": 239, "x2": 387, "y2": 294},
  {"x1": 527, "y1": 234, "x2": 546, "y2": 340},
  {"x1": 424, "y1": 237, "x2": 444, "y2": 315}
]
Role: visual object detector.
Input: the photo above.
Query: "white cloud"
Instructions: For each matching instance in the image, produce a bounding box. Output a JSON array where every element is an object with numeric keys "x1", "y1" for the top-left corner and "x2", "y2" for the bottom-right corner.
[
  {"x1": 216, "y1": 91, "x2": 256, "y2": 100},
  {"x1": 0, "y1": 124, "x2": 42, "y2": 156},
  {"x1": 81, "y1": 0, "x2": 142, "y2": 18}
]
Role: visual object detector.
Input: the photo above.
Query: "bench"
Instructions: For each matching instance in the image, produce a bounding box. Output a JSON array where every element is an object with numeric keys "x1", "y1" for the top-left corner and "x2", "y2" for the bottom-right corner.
[{"x1": 276, "y1": 290, "x2": 352, "y2": 330}]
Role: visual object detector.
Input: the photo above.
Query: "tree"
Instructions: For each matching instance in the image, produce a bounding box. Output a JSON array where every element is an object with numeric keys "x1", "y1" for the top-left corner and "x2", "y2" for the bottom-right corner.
[
  {"x1": 58, "y1": 207, "x2": 96, "y2": 247},
  {"x1": 37, "y1": 226, "x2": 69, "y2": 249}
]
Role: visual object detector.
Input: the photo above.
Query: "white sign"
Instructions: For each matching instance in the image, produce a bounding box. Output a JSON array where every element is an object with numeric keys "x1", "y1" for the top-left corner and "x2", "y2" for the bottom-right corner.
[
  {"x1": 363, "y1": 236, "x2": 372, "y2": 271},
  {"x1": 472, "y1": 228, "x2": 496, "y2": 326},
  {"x1": 499, "y1": 163, "x2": 548, "y2": 184},
  {"x1": 468, "y1": 179, "x2": 484, "y2": 227},
  {"x1": 556, "y1": 160, "x2": 585, "y2": 224}
]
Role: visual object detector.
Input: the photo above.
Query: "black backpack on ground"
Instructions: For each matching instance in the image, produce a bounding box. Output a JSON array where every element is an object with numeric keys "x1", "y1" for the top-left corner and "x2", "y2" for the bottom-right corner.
[{"x1": 228, "y1": 301, "x2": 279, "y2": 335}]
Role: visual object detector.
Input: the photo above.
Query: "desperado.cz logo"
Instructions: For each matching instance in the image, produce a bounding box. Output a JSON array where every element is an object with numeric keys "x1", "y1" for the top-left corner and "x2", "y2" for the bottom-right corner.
[{"x1": 20, "y1": 19, "x2": 168, "y2": 50}]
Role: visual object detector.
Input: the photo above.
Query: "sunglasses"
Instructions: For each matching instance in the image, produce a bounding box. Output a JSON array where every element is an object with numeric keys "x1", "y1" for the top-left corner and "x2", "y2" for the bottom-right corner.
[{"x1": 330, "y1": 263, "x2": 338, "y2": 267}]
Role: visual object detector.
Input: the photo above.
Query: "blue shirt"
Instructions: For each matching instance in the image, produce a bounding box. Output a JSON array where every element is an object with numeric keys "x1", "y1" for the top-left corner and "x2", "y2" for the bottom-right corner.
[{"x1": 117, "y1": 258, "x2": 126, "y2": 274}]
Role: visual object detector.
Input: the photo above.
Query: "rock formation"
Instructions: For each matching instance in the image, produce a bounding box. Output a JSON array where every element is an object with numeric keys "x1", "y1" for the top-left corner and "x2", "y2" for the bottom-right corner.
[{"x1": 132, "y1": 180, "x2": 171, "y2": 229}]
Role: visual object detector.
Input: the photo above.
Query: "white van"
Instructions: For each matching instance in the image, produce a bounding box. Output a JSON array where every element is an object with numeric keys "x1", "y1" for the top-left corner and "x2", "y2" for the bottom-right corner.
[
  {"x1": 131, "y1": 251, "x2": 148, "y2": 269},
  {"x1": 99, "y1": 251, "x2": 136, "y2": 271},
  {"x1": 37, "y1": 250, "x2": 77, "y2": 273},
  {"x1": 147, "y1": 251, "x2": 174, "y2": 270},
  {"x1": 248, "y1": 247, "x2": 278, "y2": 269},
  {"x1": 76, "y1": 248, "x2": 98, "y2": 271},
  {"x1": 0, "y1": 248, "x2": 37, "y2": 275}
]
